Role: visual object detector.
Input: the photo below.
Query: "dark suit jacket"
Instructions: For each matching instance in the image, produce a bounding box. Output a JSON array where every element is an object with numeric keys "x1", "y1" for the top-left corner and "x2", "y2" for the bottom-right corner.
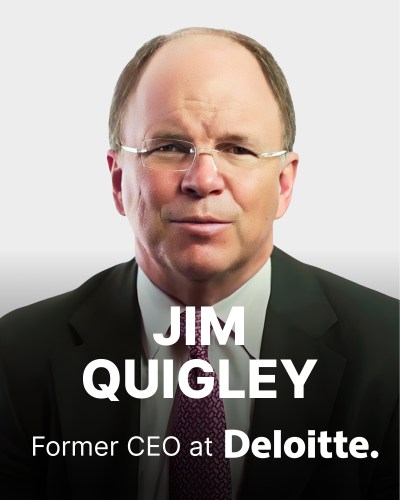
[{"x1": 0, "y1": 248, "x2": 398, "y2": 499}]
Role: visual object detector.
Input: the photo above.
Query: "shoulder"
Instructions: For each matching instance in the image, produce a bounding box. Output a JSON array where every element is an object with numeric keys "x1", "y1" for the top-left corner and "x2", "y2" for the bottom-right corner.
[
  {"x1": 272, "y1": 247, "x2": 398, "y2": 341},
  {"x1": 304, "y1": 255, "x2": 396, "y2": 323},
  {"x1": 273, "y1": 246, "x2": 398, "y2": 306},
  {"x1": 0, "y1": 260, "x2": 136, "y2": 353}
]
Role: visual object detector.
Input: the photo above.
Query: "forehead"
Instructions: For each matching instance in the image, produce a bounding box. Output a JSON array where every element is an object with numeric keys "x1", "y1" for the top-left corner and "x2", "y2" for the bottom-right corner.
[{"x1": 123, "y1": 34, "x2": 281, "y2": 141}]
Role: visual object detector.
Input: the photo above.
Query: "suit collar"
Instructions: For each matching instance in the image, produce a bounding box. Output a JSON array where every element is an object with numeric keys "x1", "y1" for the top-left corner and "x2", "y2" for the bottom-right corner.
[{"x1": 66, "y1": 247, "x2": 337, "y2": 349}]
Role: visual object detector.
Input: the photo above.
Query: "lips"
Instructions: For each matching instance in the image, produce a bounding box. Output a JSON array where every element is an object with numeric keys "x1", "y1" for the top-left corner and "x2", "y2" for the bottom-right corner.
[
  {"x1": 168, "y1": 216, "x2": 232, "y2": 236},
  {"x1": 171, "y1": 216, "x2": 231, "y2": 224}
]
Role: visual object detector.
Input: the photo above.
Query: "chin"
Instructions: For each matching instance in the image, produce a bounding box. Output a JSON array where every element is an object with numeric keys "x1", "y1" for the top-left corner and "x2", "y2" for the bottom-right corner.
[
  {"x1": 166, "y1": 251, "x2": 234, "y2": 282},
  {"x1": 174, "y1": 261, "x2": 227, "y2": 282},
  {"x1": 174, "y1": 249, "x2": 254, "y2": 283}
]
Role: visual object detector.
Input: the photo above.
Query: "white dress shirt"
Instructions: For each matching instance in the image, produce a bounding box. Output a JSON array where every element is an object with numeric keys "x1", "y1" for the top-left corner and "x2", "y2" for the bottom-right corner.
[{"x1": 137, "y1": 259, "x2": 271, "y2": 500}]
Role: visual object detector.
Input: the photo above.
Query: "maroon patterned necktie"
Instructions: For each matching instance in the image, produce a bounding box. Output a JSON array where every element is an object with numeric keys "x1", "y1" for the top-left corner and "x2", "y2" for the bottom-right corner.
[{"x1": 169, "y1": 309, "x2": 232, "y2": 500}]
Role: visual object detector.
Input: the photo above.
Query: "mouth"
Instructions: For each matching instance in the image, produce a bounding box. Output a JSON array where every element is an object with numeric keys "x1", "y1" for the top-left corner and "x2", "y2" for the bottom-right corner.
[
  {"x1": 169, "y1": 217, "x2": 232, "y2": 235},
  {"x1": 171, "y1": 216, "x2": 231, "y2": 224}
]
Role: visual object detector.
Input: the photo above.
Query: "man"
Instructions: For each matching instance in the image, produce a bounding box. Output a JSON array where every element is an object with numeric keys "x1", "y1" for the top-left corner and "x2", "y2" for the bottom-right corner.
[{"x1": 0, "y1": 27, "x2": 398, "y2": 500}]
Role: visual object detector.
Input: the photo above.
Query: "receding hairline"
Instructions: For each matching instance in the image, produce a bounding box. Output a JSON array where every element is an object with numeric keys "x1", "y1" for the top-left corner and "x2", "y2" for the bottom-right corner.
[
  {"x1": 131, "y1": 28, "x2": 266, "y2": 95},
  {"x1": 109, "y1": 27, "x2": 296, "y2": 151}
]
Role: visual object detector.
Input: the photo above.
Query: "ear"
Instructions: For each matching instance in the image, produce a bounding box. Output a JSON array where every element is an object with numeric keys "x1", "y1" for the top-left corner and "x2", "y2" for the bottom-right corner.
[
  {"x1": 107, "y1": 149, "x2": 126, "y2": 216},
  {"x1": 276, "y1": 152, "x2": 299, "y2": 219}
]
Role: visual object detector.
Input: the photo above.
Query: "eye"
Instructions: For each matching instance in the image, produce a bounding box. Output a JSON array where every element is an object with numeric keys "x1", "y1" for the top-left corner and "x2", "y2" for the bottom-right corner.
[
  {"x1": 145, "y1": 139, "x2": 193, "y2": 155},
  {"x1": 157, "y1": 144, "x2": 181, "y2": 152},
  {"x1": 222, "y1": 145, "x2": 257, "y2": 156},
  {"x1": 232, "y1": 146, "x2": 251, "y2": 155}
]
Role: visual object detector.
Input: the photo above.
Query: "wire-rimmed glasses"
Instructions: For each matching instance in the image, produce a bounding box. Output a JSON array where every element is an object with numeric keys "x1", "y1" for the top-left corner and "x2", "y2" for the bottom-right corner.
[{"x1": 119, "y1": 138, "x2": 286, "y2": 171}]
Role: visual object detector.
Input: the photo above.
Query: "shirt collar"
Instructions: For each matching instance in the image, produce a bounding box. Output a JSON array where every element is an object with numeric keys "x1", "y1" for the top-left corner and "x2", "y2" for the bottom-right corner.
[{"x1": 137, "y1": 259, "x2": 271, "y2": 360}]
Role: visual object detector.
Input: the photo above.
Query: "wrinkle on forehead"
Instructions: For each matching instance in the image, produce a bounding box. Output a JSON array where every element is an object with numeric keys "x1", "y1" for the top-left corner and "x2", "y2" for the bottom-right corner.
[
  {"x1": 137, "y1": 103, "x2": 258, "y2": 146},
  {"x1": 176, "y1": 98, "x2": 247, "y2": 114}
]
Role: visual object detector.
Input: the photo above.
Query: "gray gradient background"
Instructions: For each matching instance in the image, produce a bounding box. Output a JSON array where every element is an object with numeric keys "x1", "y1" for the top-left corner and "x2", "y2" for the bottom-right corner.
[{"x1": 0, "y1": 0, "x2": 398, "y2": 317}]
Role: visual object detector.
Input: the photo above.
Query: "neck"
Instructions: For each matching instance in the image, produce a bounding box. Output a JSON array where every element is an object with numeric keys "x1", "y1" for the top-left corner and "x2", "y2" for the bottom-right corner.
[{"x1": 136, "y1": 246, "x2": 272, "y2": 306}]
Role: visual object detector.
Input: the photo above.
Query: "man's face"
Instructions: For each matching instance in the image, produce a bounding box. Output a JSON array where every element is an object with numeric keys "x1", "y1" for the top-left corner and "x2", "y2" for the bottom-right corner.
[{"x1": 108, "y1": 35, "x2": 297, "y2": 291}]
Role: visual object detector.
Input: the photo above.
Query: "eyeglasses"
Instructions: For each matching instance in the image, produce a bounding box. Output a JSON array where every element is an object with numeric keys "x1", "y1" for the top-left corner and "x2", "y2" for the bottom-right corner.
[{"x1": 120, "y1": 138, "x2": 286, "y2": 171}]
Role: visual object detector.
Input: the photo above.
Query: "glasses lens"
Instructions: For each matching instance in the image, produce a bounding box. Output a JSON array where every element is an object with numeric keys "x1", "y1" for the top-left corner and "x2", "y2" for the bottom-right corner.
[
  {"x1": 141, "y1": 139, "x2": 194, "y2": 171},
  {"x1": 220, "y1": 149, "x2": 259, "y2": 169}
]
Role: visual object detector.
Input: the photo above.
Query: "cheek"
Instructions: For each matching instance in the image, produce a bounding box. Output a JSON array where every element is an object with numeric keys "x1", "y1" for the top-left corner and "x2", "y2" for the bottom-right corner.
[
  {"x1": 121, "y1": 169, "x2": 142, "y2": 225},
  {"x1": 263, "y1": 186, "x2": 280, "y2": 221},
  {"x1": 235, "y1": 172, "x2": 280, "y2": 222},
  {"x1": 121, "y1": 169, "x2": 177, "y2": 230}
]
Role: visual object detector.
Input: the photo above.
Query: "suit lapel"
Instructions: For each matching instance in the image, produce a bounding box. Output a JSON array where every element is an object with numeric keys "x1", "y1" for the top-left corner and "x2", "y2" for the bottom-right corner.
[
  {"x1": 241, "y1": 248, "x2": 347, "y2": 498},
  {"x1": 50, "y1": 261, "x2": 142, "y2": 498}
]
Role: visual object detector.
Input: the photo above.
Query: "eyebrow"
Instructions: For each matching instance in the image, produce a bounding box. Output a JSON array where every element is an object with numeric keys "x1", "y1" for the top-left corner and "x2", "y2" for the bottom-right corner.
[
  {"x1": 145, "y1": 132, "x2": 191, "y2": 141},
  {"x1": 217, "y1": 133, "x2": 253, "y2": 144},
  {"x1": 146, "y1": 131, "x2": 256, "y2": 145}
]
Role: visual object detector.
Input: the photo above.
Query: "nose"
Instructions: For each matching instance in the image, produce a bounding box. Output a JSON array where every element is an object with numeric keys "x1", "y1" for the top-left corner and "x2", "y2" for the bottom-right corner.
[{"x1": 180, "y1": 150, "x2": 225, "y2": 197}]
